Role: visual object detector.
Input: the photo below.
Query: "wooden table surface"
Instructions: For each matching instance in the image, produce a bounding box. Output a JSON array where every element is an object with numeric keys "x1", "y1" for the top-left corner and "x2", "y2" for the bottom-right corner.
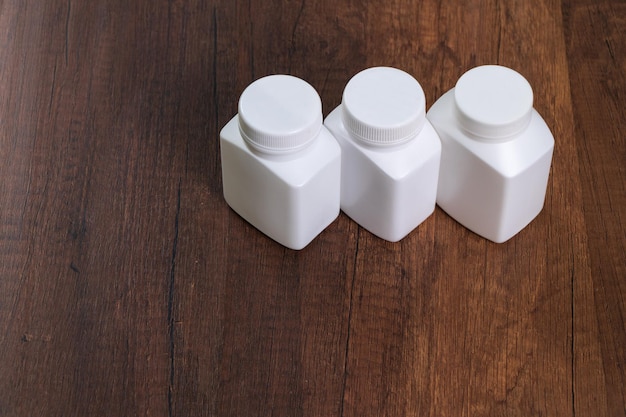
[{"x1": 1, "y1": 0, "x2": 624, "y2": 416}]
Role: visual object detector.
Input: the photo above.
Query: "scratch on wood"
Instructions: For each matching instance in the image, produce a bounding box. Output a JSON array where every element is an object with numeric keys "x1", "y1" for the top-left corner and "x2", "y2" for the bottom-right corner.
[
  {"x1": 65, "y1": 0, "x2": 71, "y2": 66},
  {"x1": 289, "y1": 0, "x2": 306, "y2": 61},
  {"x1": 212, "y1": 7, "x2": 220, "y2": 176},
  {"x1": 605, "y1": 39, "x2": 615, "y2": 62},
  {"x1": 48, "y1": 60, "x2": 58, "y2": 117}
]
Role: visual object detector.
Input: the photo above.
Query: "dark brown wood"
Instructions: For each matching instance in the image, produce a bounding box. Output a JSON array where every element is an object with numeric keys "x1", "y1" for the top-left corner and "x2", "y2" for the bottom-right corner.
[
  {"x1": 0, "y1": 1, "x2": 624, "y2": 416},
  {"x1": 562, "y1": 1, "x2": 626, "y2": 416}
]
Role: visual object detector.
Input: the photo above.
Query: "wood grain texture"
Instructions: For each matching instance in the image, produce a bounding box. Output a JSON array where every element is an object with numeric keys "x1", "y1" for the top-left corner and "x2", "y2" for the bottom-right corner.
[
  {"x1": 563, "y1": 1, "x2": 626, "y2": 416},
  {"x1": 0, "y1": 1, "x2": 624, "y2": 416}
]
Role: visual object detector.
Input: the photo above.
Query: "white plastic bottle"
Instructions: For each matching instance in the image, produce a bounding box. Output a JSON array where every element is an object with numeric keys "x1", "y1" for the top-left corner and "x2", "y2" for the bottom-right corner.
[
  {"x1": 324, "y1": 67, "x2": 442, "y2": 242},
  {"x1": 427, "y1": 65, "x2": 554, "y2": 243},
  {"x1": 220, "y1": 74, "x2": 341, "y2": 250}
]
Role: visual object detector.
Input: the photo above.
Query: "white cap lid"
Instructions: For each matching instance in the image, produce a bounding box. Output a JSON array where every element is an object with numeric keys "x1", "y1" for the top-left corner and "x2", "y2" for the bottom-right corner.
[
  {"x1": 341, "y1": 67, "x2": 426, "y2": 146},
  {"x1": 238, "y1": 75, "x2": 323, "y2": 154},
  {"x1": 454, "y1": 65, "x2": 533, "y2": 140}
]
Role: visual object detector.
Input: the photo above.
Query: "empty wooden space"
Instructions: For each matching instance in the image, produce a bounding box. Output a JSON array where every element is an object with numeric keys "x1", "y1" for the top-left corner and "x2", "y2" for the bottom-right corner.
[{"x1": 0, "y1": 0, "x2": 624, "y2": 416}]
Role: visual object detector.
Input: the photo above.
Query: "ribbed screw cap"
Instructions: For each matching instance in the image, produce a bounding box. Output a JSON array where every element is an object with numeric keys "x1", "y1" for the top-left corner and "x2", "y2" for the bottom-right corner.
[
  {"x1": 341, "y1": 67, "x2": 426, "y2": 147},
  {"x1": 238, "y1": 75, "x2": 322, "y2": 154},
  {"x1": 454, "y1": 65, "x2": 533, "y2": 141}
]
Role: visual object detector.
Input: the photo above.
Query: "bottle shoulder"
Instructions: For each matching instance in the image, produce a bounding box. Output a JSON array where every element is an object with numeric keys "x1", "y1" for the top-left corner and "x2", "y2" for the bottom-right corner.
[
  {"x1": 325, "y1": 106, "x2": 441, "y2": 179},
  {"x1": 221, "y1": 114, "x2": 340, "y2": 186},
  {"x1": 427, "y1": 90, "x2": 554, "y2": 177}
]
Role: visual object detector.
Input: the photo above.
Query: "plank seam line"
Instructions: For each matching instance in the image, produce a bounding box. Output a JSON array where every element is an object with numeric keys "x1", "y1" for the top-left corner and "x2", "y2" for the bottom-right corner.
[
  {"x1": 167, "y1": 179, "x2": 182, "y2": 417},
  {"x1": 340, "y1": 227, "x2": 360, "y2": 417}
]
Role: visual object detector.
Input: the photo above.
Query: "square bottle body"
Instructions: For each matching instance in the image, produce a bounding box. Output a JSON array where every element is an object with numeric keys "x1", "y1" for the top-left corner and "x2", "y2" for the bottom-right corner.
[
  {"x1": 325, "y1": 106, "x2": 442, "y2": 242},
  {"x1": 428, "y1": 90, "x2": 554, "y2": 243},
  {"x1": 220, "y1": 116, "x2": 341, "y2": 249}
]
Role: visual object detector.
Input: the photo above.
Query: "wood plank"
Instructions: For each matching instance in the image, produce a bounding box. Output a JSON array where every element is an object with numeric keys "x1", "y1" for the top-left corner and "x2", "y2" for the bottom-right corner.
[
  {"x1": 563, "y1": 1, "x2": 626, "y2": 416},
  {"x1": 0, "y1": 1, "x2": 183, "y2": 414}
]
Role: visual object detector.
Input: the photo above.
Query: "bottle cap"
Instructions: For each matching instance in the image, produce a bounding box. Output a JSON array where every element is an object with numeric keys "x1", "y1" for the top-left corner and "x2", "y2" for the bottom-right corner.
[
  {"x1": 454, "y1": 65, "x2": 533, "y2": 140},
  {"x1": 341, "y1": 67, "x2": 426, "y2": 147},
  {"x1": 238, "y1": 75, "x2": 322, "y2": 154}
]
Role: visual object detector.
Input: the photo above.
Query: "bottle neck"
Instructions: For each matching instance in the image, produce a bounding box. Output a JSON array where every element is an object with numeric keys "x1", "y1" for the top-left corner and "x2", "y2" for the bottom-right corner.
[
  {"x1": 245, "y1": 133, "x2": 318, "y2": 161},
  {"x1": 455, "y1": 105, "x2": 532, "y2": 143}
]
